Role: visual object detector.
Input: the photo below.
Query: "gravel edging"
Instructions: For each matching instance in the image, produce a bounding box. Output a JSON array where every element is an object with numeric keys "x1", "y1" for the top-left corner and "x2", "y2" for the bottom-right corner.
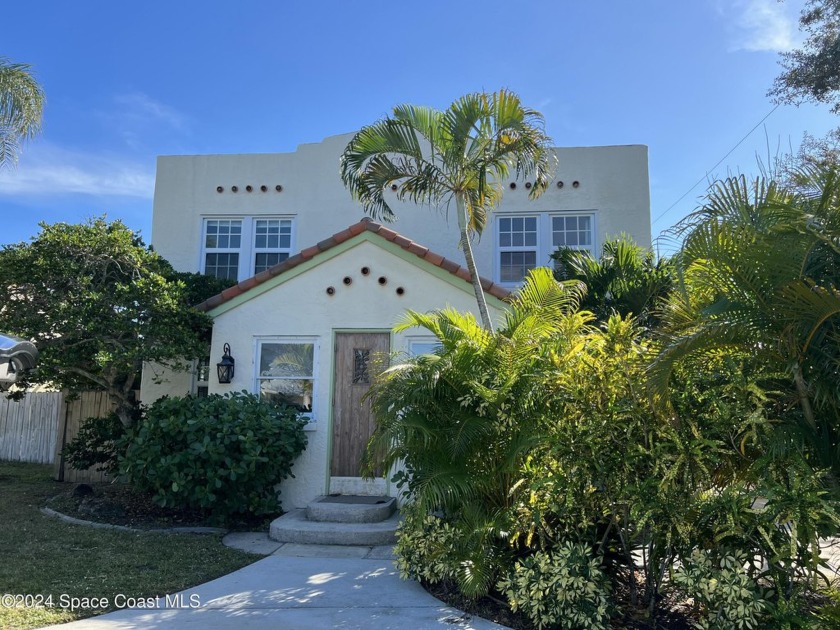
[{"x1": 40, "y1": 506, "x2": 228, "y2": 535}]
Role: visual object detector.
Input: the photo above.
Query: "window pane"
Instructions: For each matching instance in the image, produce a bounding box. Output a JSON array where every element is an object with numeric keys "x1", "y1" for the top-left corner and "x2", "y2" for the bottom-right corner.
[
  {"x1": 205, "y1": 220, "x2": 242, "y2": 250},
  {"x1": 500, "y1": 251, "x2": 536, "y2": 283},
  {"x1": 524, "y1": 217, "x2": 537, "y2": 231},
  {"x1": 408, "y1": 341, "x2": 441, "y2": 356},
  {"x1": 499, "y1": 233, "x2": 511, "y2": 247},
  {"x1": 255, "y1": 252, "x2": 289, "y2": 274},
  {"x1": 260, "y1": 379, "x2": 313, "y2": 412},
  {"x1": 205, "y1": 253, "x2": 239, "y2": 280},
  {"x1": 256, "y1": 219, "x2": 292, "y2": 250},
  {"x1": 499, "y1": 217, "x2": 510, "y2": 232},
  {"x1": 259, "y1": 343, "x2": 314, "y2": 377}
]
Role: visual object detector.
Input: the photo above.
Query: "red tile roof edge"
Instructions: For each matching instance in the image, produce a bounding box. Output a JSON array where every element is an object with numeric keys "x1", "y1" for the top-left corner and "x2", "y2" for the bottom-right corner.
[{"x1": 196, "y1": 217, "x2": 511, "y2": 311}]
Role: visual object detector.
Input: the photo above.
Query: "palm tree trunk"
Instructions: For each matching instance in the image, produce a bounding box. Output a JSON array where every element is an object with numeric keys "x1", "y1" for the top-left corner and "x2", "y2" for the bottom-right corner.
[{"x1": 456, "y1": 194, "x2": 495, "y2": 333}]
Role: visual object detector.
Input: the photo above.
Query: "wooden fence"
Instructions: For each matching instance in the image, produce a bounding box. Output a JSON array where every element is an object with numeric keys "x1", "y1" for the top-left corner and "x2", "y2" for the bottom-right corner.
[
  {"x1": 0, "y1": 392, "x2": 62, "y2": 464},
  {"x1": 0, "y1": 390, "x2": 116, "y2": 483},
  {"x1": 53, "y1": 391, "x2": 115, "y2": 483}
]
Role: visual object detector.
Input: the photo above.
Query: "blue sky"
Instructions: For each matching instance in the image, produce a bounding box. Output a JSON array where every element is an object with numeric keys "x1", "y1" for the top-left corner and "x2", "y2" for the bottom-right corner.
[{"x1": 1, "y1": 0, "x2": 836, "y2": 253}]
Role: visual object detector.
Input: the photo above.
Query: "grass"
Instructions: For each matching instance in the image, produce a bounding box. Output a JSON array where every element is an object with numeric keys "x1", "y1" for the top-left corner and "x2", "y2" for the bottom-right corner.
[{"x1": 0, "y1": 461, "x2": 259, "y2": 630}]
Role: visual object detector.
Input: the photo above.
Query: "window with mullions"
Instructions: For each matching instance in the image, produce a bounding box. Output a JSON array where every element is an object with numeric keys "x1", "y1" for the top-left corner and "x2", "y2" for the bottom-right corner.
[
  {"x1": 204, "y1": 220, "x2": 242, "y2": 280},
  {"x1": 256, "y1": 340, "x2": 316, "y2": 414},
  {"x1": 496, "y1": 213, "x2": 595, "y2": 284},
  {"x1": 254, "y1": 219, "x2": 292, "y2": 274},
  {"x1": 552, "y1": 215, "x2": 592, "y2": 250},
  {"x1": 498, "y1": 216, "x2": 538, "y2": 283},
  {"x1": 201, "y1": 217, "x2": 295, "y2": 281}
]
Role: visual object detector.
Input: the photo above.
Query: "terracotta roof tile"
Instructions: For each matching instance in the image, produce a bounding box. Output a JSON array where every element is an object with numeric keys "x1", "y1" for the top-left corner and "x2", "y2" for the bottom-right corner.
[
  {"x1": 197, "y1": 218, "x2": 511, "y2": 311},
  {"x1": 439, "y1": 258, "x2": 460, "y2": 274},
  {"x1": 300, "y1": 245, "x2": 319, "y2": 260}
]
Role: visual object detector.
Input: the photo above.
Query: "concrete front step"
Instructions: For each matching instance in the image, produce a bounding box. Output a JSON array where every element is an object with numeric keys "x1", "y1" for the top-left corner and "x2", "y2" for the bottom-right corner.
[
  {"x1": 306, "y1": 495, "x2": 396, "y2": 523},
  {"x1": 270, "y1": 509, "x2": 400, "y2": 546}
]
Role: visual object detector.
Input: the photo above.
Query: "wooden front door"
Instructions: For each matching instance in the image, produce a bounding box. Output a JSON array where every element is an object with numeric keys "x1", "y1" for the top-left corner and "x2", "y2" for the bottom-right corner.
[{"x1": 331, "y1": 332, "x2": 390, "y2": 477}]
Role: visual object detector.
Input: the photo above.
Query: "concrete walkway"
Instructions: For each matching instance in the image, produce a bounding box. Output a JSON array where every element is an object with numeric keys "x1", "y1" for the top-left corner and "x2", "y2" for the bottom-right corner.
[{"x1": 49, "y1": 537, "x2": 507, "y2": 630}]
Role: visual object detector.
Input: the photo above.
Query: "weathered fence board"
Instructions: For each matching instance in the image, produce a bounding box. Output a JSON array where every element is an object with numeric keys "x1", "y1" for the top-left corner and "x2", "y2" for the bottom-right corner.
[
  {"x1": 53, "y1": 391, "x2": 115, "y2": 483},
  {"x1": 0, "y1": 392, "x2": 62, "y2": 464}
]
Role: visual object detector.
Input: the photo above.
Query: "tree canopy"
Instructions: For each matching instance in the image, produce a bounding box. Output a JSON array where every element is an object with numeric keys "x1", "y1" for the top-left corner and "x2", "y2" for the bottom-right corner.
[
  {"x1": 340, "y1": 89, "x2": 556, "y2": 331},
  {"x1": 770, "y1": 0, "x2": 840, "y2": 113},
  {"x1": 0, "y1": 57, "x2": 44, "y2": 168},
  {"x1": 0, "y1": 218, "x2": 216, "y2": 426}
]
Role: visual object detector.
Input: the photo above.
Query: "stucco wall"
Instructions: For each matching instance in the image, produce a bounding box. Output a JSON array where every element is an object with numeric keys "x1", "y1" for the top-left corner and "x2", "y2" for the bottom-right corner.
[
  {"x1": 190, "y1": 238, "x2": 506, "y2": 509},
  {"x1": 151, "y1": 134, "x2": 651, "y2": 283}
]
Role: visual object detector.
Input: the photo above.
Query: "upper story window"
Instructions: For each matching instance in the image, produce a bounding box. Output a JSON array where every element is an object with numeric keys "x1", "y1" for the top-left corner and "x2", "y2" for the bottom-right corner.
[
  {"x1": 495, "y1": 212, "x2": 595, "y2": 285},
  {"x1": 201, "y1": 217, "x2": 294, "y2": 281}
]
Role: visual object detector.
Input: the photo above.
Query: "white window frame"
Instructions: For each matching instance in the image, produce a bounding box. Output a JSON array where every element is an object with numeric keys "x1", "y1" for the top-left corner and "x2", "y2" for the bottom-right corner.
[
  {"x1": 202, "y1": 218, "x2": 243, "y2": 281},
  {"x1": 406, "y1": 336, "x2": 442, "y2": 357},
  {"x1": 254, "y1": 336, "x2": 319, "y2": 430},
  {"x1": 494, "y1": 211, "x2": 597, "y2": 286},
  {"x1": 200, "y1": 216, "x2": 296, "y2": 281}
]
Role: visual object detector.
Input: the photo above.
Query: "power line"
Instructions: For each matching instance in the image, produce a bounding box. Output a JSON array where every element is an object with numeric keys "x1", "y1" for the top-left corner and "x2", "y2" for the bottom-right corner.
[{"x1": 652, "y1": 104, "x2": 781, "y2": 227}]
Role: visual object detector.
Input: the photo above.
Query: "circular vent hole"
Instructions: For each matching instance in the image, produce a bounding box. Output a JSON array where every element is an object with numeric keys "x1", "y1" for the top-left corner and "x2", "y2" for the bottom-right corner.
[
  {"x1": 260, "y1": 185, "x2": 268, "y2": 192},
  {"x1": 396, "y1": 287, "x2": 405, "y2": 296},
  {"x1": 378, "y1": 276, "x2": 387, "y2": 285},
  {"x1": 326, "y1": 286, "x2": 335, "y2": 295},
  {"x1": 509, "y1": 182, "x2": 517, "y2": 190},
  {"x1": 343, "y1": 276, "x2": 352, "y2": 285},
  {"x1": 275, "y1": 185, "x2": 283, "y2": 192},
  {"x1": 361, "y1": 266, "x2": 370, "y2": 275},
  {"x1": 216, "y1": 186, "x2": 224, "y2": 193},
  {"x1": 573, "y1": 180, "x2": 580, "y2": 188},
  {"x1": 557, "y1": 181, "x2": 564, "y2": 189}
]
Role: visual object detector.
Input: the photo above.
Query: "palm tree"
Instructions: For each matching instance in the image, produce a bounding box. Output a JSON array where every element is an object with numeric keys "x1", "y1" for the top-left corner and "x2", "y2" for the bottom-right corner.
[
  {"x1": 340, "y1": 89, "x2": 556, "y2": 332},
  {"x1": 0, "y1": 57, "x2": 45, "y2": 168},
  {"x1": 552, "y1": 235, "x2": 674, "y2": 328},
  {"x1": 651, "y1": 165, "x2": 840, "y2": 473}
]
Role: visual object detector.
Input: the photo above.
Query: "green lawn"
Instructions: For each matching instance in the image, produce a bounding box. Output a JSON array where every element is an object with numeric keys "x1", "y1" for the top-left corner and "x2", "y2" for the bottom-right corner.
[{"x1": 0, "y1": 461, "x2": 258, "y2": 630}]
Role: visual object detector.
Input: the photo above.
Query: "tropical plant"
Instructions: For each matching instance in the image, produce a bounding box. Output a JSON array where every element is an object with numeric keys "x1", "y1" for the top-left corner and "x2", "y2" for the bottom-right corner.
[
  {"x1": 652, "y1": 165, "x2": 840, "y2": 477},
  {"x1": 0, "y1": 57, "x2": 44, "y2": 168},
  {"x1": 365, "y1": 267, "x2": 586, "y2": 594},
  {"x1": 552, "y1": 234, "x2": 673, "y2": 327},
  {"x1": 498, "y1": 543, "x2": 612, "y2": 630},
  {"x1": 340, "y1": 89, "x2": 556, "y2": 332}
]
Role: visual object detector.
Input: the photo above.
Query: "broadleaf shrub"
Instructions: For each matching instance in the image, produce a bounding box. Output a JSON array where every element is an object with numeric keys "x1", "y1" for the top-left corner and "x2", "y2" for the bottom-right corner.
[
  {"x1": 393, "y1": 504, "x2": 461, "y2": 584},
  {"x1": 497, "y1": 542, "x2": 612, "y2": 630},
  {"x1": 672, "y1": 549, "x2": 768, "y2": 630},
  {"x1": 119, "y1": 392, "x2": 307, "y2": 522}
]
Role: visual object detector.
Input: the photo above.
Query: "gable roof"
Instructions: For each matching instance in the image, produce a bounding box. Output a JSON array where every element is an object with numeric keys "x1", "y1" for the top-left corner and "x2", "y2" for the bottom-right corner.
[{"x1": 197, "y1": 218, "x2": 511, "y2": 312}]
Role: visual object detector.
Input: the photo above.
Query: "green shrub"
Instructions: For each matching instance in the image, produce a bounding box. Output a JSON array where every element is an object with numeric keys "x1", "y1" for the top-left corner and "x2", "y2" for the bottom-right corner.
[
  {"x1": 497, "y1": 542, "x2": 612, "y2": 630},
  {"x1": 394, "y1": 505, "x2": 461, "y2": 584},
  {"x1": 62, "y1": 412, "x2": 128, "y2": 474},
  {"x1": 672, "y1": 550, "x2": 768, "y2": 630},
  {"x1": 119, "y1": 392, "x2": 307, "y2": 522}
]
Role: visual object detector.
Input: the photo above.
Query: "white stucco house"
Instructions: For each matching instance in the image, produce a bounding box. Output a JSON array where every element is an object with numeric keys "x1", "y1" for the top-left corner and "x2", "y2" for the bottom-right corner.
[{"x1": 141, "y1": 132, "x2": 651, "y2": 509}]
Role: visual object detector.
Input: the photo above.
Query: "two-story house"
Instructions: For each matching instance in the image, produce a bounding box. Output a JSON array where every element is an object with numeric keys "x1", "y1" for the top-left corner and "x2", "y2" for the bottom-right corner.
[{"x1": 141, "y1": 132, "x2": 651, "y2": 509}]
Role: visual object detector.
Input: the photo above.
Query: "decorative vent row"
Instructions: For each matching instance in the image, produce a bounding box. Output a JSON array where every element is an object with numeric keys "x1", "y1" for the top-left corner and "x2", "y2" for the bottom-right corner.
[{"x1": 215, "y1": 184, "x2": 283, "y2": 193}]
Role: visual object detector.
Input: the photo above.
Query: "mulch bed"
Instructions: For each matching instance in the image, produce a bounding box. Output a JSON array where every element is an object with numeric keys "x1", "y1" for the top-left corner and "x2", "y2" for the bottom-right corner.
[{"x1": 46, "y1": 481, "x2": 279, "y2": 531}]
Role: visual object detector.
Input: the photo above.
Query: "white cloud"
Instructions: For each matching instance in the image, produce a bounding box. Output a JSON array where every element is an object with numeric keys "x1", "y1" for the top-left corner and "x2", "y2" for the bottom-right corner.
[
  {"x1": 112, "y1": 92, "x2": 186, "y2": 130},
  {"x1": 719, "y1": 0, "x2": 803, "y2": 53},
  {"x1": 0, "y1": 143, "x2": 154, "y2": 198}
]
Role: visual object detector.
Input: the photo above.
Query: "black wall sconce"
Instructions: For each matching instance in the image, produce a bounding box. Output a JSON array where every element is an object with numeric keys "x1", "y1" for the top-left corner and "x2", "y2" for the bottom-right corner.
[{"x1": 216, "y1": 343, "x2": 235, "y2": 384}]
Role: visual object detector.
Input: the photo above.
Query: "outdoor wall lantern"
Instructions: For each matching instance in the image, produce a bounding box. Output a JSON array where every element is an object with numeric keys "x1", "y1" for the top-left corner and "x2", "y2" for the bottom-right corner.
[{"x1": 216, "y1": 343, "x2": 235, "y2": 384}]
